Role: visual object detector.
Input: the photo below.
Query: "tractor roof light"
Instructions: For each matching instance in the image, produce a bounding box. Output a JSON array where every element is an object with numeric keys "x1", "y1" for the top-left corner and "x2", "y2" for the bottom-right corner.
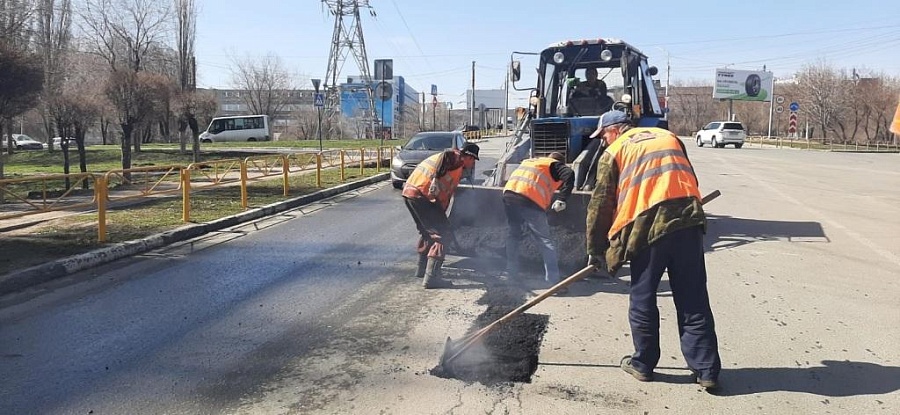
[
  {"x1": 600, "y1": 49, "x2": 613, "y2": 61},
  {"x1": 553, "y1": 52, "x2": 566, "y2": 64}
]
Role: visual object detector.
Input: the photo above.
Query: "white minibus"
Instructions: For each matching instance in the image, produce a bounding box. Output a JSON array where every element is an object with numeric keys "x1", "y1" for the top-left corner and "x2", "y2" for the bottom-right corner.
[{"x1": 200, "y1": 115, "x2": 271, "y2": 143}]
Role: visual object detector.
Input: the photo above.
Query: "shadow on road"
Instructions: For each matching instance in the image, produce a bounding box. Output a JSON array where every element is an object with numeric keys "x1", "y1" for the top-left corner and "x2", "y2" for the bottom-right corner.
[
  {"x1": 719, "y1": 360, "x2": 900, "y2": 397},
  {"x1": 704, "y1": 214, "x2": 829, "y2": 252}
]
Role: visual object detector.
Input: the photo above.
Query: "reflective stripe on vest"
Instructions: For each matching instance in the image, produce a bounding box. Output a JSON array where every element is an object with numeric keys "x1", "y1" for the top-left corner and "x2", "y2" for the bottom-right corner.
[
  {"x1": 606, "y1": 127, "x2": 701, "y2": 238},
  {"x1": 504, "y1": 157, "x2": 562, "y2": 210},
  {"x1": 403, "y1": 152, "x2": 463, "y2": 209}
]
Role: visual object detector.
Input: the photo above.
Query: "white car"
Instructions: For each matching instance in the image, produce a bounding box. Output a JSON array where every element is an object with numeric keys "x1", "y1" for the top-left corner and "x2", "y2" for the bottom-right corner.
[
  {"x1": 2, "y1": 134, "x2": 45, "y2": 150},
  {"x1": 696, "y1": 121, "x2": 746, "y2": 149}
]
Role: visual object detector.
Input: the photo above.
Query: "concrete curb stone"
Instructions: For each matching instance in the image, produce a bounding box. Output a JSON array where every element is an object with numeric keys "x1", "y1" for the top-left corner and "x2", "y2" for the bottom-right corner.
[{"x1": 0, "y1": 173, "x2": 390, "y2": 296}]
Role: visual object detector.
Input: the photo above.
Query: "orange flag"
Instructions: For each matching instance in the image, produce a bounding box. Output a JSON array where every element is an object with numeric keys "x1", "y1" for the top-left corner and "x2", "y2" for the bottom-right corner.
[{"x1": 891, "y1": 98, "x2": 900, "y2": 135}]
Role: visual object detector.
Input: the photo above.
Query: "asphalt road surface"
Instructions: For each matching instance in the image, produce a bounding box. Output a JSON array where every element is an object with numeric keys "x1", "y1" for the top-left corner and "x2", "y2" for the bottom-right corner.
[{"x1": 1, "y1": 137, "x2": 898, "y2": 414}]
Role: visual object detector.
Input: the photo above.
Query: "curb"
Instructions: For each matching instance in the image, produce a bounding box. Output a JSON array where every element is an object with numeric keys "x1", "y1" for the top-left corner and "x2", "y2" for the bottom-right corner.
[{"x1": 0, "y1": 173, "x2": 390, "y2": 296}]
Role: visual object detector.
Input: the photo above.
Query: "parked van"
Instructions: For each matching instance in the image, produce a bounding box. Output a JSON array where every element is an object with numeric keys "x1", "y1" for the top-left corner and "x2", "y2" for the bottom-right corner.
[{"x1": 200, "y1": 115, "x2": 271, "y2": 143}]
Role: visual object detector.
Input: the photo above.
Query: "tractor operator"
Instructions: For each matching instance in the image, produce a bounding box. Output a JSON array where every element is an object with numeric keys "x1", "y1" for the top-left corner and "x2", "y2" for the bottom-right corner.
[
  {"x1": 402, "y1": 143, "x2": 480, "y2": 289},
  {"x1": 585, "y1": 110, "x2": 722, "y2": 391},
  {"x1": 502, "y1": 152, "x2": 574, "y2": 291}
]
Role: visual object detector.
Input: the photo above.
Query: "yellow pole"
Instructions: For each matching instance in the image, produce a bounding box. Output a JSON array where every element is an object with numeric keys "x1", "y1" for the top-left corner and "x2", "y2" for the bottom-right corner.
[
  {"x1": 340, "y1": 150, "x2": 346, "y2": 182},
  {"x1": 182, "y1": 168, "x2": 191, "y2": 222},
  {"x1": 316, "y1": 153, "x2": 323, "y2": 188},
  {"x1": 240, "y1": 161, "x2": 248, "y2": 209},
  {"x1": 282, "y1": 155, "x2": 290, "y2": 196},
  {"x1": 96, "y1": 176, "x2": 107, "y2": 243},
  {"x1": 376, "y1": 147, "x2": 381, "y2": 172}
]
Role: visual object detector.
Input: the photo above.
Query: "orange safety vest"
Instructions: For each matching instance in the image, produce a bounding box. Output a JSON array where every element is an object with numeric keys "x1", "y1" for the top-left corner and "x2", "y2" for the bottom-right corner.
[
  {"x1": 606, "y1": 127, "x2": 701, "y2": 238},
  {"x1": 503, "y1": 157, "x2": 562, "y2": 210},
  {"x1": 403, "y1": 152, "x2": 463, "y2": 210}
]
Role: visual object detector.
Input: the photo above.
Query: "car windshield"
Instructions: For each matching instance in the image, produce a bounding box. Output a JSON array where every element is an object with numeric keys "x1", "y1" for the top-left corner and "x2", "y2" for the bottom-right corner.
[
  {"x1": 723, "y1": 123, "x2": 744, "y2": 130},
  {"x1": 404, "y1": 133, "x2": 455, "y2": 151}
]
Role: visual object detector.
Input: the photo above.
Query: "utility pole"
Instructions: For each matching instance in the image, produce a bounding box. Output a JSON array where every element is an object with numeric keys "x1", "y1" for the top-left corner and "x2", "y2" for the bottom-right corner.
[
  {"x1": 504, "y1": 65, "x2": 510, "y2": 135},
  {"x1": 313, "y1": 78, "x2": 323, "y2": 151},
  {"x1": 470, "y1": 61, "x2": 475, "y2": 125},
  {"x1": 321, "y1": 0, "x2": 378, "y2": 138},
  {"x1": 446, "y1": 102, "x2": 453, "y2": 130}
]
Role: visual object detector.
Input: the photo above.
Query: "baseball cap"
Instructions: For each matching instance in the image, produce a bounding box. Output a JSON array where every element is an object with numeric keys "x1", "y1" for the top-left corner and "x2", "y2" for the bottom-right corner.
[
  {"x1": 589, "y1": 110, "x2": 628, "y2": 138},
  {"x1": 461, "y1": 143, "x2": 480, "y2": 160}
]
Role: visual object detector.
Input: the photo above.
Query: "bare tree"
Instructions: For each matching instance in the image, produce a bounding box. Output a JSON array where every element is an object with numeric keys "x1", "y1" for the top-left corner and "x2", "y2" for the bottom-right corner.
[
  {"x1": 175, "y1": 89, "x2": 215, "y2": 161},
  {"x1": 229, "y1": 53, "x2": 295, "y2": 120},
  {"x1": 0, "y1": 0, "x2": 35, "y2": 50},
  {"x1": 79, "y1": 0, "x2": 172, "y2": 72},
  {"x1": 796, "y1": 61, "x2": 842, "y2": 141},
  {"x1": 174, "y1": 0, "x2": 197, "y2": 154},
  {"x1": 34, "y1": 0, "x2": 73, "y2": 145},
  {"x1": 105, "y1": 69, "x2": 157, "y2": 175}
]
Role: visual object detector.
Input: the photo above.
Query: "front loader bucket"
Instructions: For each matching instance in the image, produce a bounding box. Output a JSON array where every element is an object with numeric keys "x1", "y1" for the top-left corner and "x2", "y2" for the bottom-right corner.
[{"x1": 446, "y1": 185, "x2": 592, "y2": 275}]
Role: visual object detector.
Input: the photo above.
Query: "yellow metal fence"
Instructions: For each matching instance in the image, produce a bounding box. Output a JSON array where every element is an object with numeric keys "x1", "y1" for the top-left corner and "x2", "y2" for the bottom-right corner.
[{"x1": 0, "y1": 147, "x2": 394, "y2": 243}]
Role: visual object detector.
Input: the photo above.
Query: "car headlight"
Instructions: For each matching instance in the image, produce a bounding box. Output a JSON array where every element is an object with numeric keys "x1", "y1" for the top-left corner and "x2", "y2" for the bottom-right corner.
[{"x1": 391, "y1": 157, "x2": 403, "y2": 169}]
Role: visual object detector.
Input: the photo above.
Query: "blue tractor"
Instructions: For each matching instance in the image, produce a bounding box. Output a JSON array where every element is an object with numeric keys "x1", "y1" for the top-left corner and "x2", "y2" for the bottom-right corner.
[{"x1": 448, "y1": 38, "x2": 667, "y2": 273}]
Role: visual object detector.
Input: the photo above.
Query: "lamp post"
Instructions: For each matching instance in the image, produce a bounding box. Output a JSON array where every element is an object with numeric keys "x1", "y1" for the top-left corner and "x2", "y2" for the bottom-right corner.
[
  {"x1": 446, "y1": 101, "x2": 453, "y2": 130},
  {"x1": 312, "y1": 78, "x2": 323, "y2": 152}
]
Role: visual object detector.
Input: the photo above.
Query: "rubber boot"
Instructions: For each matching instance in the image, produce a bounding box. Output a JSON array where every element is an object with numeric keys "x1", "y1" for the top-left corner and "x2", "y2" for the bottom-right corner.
[
  {"x1": 413, "y1": 253, "x2": 428, "y2": 278},
  {"x1": 422, "y1": 258, "x2": 451, "y2": 289}
]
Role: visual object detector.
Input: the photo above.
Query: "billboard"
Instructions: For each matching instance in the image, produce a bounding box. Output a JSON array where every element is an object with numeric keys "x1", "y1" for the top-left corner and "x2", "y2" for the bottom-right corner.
[{"x1": 713, "y1": 69, "x2": 773, "y2": 102}]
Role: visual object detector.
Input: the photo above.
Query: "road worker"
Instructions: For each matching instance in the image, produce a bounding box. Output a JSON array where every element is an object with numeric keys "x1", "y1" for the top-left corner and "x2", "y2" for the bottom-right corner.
[
  {"x1": 585, "y1": 110, "x2": 722, "y2": 391},
  {"x1": 402, "y1": 143, "x2": 480, "y2": 289},
  {"x1": 502, "y1": 151, "x2": 574, "y2": 290}
]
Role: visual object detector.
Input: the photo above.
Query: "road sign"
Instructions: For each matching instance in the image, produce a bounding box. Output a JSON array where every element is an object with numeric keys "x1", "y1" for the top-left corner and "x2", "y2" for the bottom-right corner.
[
  {"x1": 314, "y1": 93, "x2": 324, "y2": 108},
  {"x1": 775, "y1": 105, "x2": 783, "y2": 114},
  {"x1": 788, "y1": 112, "x2": 797, "y2": 134},
  {"x1": 431, "y1": 84, "x2": 437, "y2": 96},
  {"x1": 789, "y1": 101, "x2": 800, "y2": 112},
  {"x1": 775, "y1": 95, "x2": 785, "y2": 104},
  {"x1": 432, "y1": 96, "x2": 438, "y2": 107}
]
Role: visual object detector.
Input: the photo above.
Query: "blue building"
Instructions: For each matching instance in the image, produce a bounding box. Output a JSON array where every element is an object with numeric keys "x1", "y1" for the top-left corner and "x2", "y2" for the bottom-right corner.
[{"x1": 340, "y1": 75, "x2": 420, "y2": 138}]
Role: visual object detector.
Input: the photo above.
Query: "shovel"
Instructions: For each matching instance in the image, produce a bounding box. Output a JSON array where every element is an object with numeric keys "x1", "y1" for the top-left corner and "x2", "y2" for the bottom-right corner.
[{"x1": 437, "y1": 189, "x2": 722, "y2": 370}]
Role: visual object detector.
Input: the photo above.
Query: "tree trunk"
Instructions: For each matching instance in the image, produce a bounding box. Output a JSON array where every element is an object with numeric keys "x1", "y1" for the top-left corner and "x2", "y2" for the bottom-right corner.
[
  {"x1": 76, "y1": 125, "x2": 89, "y2": 189},
  {"x1": 189, "y1": 115, "x2": 200, "y2": 162},
  {"x1": 5, "y1": 117, "x2": 15, "y2": 156},
  {"x1": 101, "y1": 117, "x2": 110, "y2": 145},
  {"x1": 121, "y1": 123, "x2": 133, "y2": 181}
]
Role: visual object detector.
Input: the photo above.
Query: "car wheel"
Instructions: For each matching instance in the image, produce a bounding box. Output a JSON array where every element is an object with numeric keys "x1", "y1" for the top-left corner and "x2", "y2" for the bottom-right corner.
[
  {"x1": 696, "y1": 136, "x2": 703, "y2": 147},
  {"x1": 735, "y1": 143, "x2": 743, "y2": 149},
  {"x1": 201, "y1": 139, "x2": 213, "y2": 143},
  {"x1": 247, "y1": 137, "x2": 257, "y2": 142},
  {"x1": 391, "y1": 180, "x2": 403, "y2": 189},
  {"x1": 712, "y1": 136, "x2": 720, "y2": 148}
]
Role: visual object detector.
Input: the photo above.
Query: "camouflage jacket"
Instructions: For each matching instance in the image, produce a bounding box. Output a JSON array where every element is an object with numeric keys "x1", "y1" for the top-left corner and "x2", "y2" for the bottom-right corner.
[{"x1": 586, "y1": 148, "x2": 706, "y2": 274}]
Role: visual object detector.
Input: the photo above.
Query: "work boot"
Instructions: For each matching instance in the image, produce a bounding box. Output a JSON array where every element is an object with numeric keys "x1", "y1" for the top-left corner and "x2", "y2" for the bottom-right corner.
[
  {"x1": 422, "y1": 258, "x2": 452, "y2": 289},
  {"x1": 620, "y1": 355, "x2": 653, "y2": 382},
  {"x1": 413, "y1": 253, "x2": 428, "y2": 278}
]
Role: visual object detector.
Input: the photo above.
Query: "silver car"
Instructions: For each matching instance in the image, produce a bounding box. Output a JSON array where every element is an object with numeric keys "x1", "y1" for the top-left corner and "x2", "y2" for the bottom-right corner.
[
  {"x1": 696, "y1": 121, "x2": 746, "y2": 149},
  {"x1": 390, "y1": 131, "x2": 472, "y2": 189}
]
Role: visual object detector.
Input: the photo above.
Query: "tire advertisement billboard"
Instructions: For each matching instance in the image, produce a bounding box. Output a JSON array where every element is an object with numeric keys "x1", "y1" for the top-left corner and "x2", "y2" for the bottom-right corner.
[{"x1": 713, "y1": 69, "x2": 773, "y2": 102}]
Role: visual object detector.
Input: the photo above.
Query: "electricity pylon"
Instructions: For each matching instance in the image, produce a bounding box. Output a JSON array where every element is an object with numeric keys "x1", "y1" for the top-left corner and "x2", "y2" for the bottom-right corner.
[{"x1": 321, "y1": 0, "x2": 378, "y2": 137}]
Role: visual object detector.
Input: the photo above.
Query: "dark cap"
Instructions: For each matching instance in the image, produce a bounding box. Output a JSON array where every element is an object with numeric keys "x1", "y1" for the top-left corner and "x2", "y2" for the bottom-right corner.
[
  {"x1": 548, "y1": 151, "x2": 565, "y2": 162},
  {"x1": 461, "y1": 143, "x2": 480, "y2": 160},
  {"x1": 589, "y1": 110, "x2": 628, "y2": 138}
]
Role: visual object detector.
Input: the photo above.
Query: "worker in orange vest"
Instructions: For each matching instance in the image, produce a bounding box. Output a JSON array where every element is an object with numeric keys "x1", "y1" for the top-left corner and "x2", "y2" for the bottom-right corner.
[
  {"x1": 586, "y1": 110, "x2": 722, "y2": 391},
  {"x1": 502, "y1": 152, "x2": 574, "y2": 289},
  {"x1": 402, "y1": 143, "x2": 480, "y2": 289}
]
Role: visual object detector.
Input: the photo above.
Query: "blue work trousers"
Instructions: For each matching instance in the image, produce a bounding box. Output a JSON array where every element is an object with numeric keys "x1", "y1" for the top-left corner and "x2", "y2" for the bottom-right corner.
[
  {"x1": 627, "y1": 225, "x2": 721, "y2": 381},
  {"x1": 504, "y1": 200, "x2": 560, "y2": 283}
]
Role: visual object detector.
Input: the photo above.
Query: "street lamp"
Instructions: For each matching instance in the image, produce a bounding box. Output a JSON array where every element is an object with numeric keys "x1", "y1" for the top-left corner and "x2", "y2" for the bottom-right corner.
[
  {"x1": 312, "y1": 78, "x2": 322, "y2": 152},
  {"x1": 445, "y1": 101, "x2": 453, "y2": 131}
]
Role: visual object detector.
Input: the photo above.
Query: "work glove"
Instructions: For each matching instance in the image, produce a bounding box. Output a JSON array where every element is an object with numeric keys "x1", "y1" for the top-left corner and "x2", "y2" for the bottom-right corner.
[
  {"x1": 551, "y1": 200, "x2": 566, "y2": 212},
  {"x1": 587, "y1": 254, "x2": 606, "y2": 269},
  {"x1": 428, "y1": 181, "x2": 438, "y2": 196}
]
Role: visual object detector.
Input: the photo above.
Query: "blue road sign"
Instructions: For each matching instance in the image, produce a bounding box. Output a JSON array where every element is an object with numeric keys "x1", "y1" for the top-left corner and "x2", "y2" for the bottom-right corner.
[
  {"x1": 314, "y1": 93, "x2": 325, "y2": 108},
  {"x1": 789, "y1": 101, "x2": 799, "y2": 112},
  {"x1": 431, "y1": 84, "x2": 437, "y2": 96}
]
